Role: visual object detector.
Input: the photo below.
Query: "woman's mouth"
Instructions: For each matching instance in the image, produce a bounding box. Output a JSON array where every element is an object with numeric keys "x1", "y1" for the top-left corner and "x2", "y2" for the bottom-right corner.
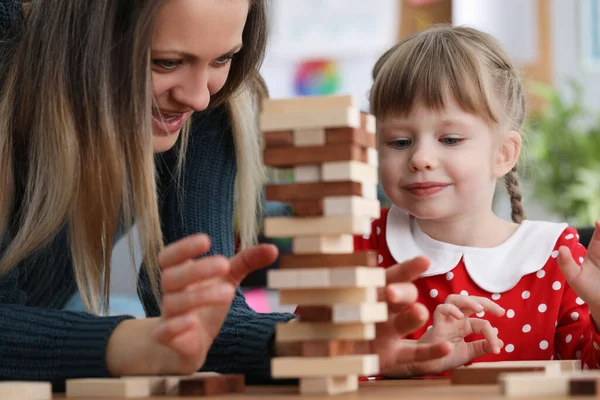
[{"x1": 152, "y1": 110, "x2": 187, "y2": 136}]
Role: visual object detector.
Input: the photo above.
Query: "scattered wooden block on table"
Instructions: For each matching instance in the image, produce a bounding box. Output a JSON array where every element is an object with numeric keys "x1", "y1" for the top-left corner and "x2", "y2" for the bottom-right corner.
[
  {"x1": 499, "y1": 372, "x2": 573, "y2": 397},
  {"x1": 295, "y1": 303, "x2": 387, "y2": 324},
  {"x1": 276, "y1": 322, "x2": 376, "y2": 342},
  {"x1": 178, "y1": 374, "x2": 245, "y2": 396},
  {"x1": 322, "y1": 161, "x2": 378, "y2": 184},
  {"x1": 471, "y1": 359, "x2": 581, "y2": 373},
  {"x1": 279, "y1": 287, "x2": 378, "y2": 306},
  {"x1": 261, "y1": 95, "x2": 359, "y2": 115},
  {"x1": 279, "y1": 251, "x2": 378, "y2": 269},
  {"x1": 264, "y1": 144, "x2": 369, "y2": 168},
  {"x1": 268, "y1": 267, "x2": 385, "y2": 289},
  {"x1": 0, "y1": 382, "x2": 51, "y2": 400},
  {"x1": 300, "y1": 375, "x2": 358, "y2": 395},
  {"x1": 293, "y1": 128, "x2": 326, "y2": 147},
  {"x1": 567, "y1": 372, "x2": 600, "y2": 396},
  {"x1": 293, "y1": 165, "x2": 321, "y2": 183},
  {"x1": 260, "y1": 107, "x2": 360, "y2": 132},
  {"x1": 272, "y1": 355, "x2": 379, "y2": 378},
  {"x1": 292, "y1": 235, "x2": 354, "y2": 254},
  {"x1": 264, "y1": 215, "x2": 372, "y2": 237},
  {"x1": 66, "y1": 378, "x2": 151, "y2": 398},
  {"x1": 451, "y1": 362, "x2": 560, "y2": 385}
]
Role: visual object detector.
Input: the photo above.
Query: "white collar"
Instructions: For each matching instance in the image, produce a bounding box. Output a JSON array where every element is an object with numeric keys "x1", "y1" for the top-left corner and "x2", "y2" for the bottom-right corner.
[{"x1": 385, "y1": 206, "x2": 568, "y2": 293}]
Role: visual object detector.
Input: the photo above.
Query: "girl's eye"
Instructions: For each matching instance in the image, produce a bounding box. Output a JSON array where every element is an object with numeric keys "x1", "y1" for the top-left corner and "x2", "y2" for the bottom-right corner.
[
  {"x1": 389, "y1": 139, "x2": 411, "y2": 149},
  {"x1": 441, "y1": 137, "x2": 464, "y2": 145},
  {"x1": 152, "y1": 60, "x2": 182, "y2": 71}
]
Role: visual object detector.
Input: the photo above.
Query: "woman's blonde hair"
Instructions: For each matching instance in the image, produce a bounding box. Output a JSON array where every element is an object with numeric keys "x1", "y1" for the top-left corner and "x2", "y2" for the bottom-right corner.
[
  {"x1": 0, "y1": 0, "x2": 268, "y2": 313},
  {"x1": 371, "y1": 25, "x2": 527, "y2": 223}
]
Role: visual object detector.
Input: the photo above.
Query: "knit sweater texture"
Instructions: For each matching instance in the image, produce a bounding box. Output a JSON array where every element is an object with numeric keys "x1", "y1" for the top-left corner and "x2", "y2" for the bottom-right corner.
[{"x1": 0, "y1": 2, "x2": 294, "y2": 388}]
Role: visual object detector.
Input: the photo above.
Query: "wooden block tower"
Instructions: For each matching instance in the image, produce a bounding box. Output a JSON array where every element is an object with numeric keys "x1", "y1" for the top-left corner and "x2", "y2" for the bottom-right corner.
[{"x1": 261, "y1": 94, "x2": 387, "y2": 395}]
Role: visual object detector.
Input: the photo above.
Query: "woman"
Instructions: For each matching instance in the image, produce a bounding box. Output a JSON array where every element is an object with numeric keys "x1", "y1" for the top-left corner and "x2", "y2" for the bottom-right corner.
[{"x1": 0, "y1": 0, "x2": 449, "y2": 388}]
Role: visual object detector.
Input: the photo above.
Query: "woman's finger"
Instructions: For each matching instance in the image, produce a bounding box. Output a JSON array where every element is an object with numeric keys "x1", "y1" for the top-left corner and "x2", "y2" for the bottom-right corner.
[
  {"x1": 385, "y1": 257, "x2": 430, "y2": 284},
  {"x1": 161, "y1": 256, "x2": 230, "y2": 293},
  {"x1": 383, "y1": 283, "x2": 419, "y2": 312},
  {"x1": 228, "y1": 244, "x2": 278, "y2": 286},
  {"x1": 158, "y1": 234, "x2": 211, "y2": 268},
  {"x1": 154, "y1": 313, "x2": 198, "y2": 345},
  {"x1": 391, "y1": 303, "x2": 429, "y2": 337},
  {"x1": 162, "y1": 281, "x2": 235, "y2": 317}
]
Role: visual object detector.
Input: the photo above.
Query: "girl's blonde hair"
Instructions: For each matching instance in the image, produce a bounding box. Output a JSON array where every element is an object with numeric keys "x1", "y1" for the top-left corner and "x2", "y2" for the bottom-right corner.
[
  {"x1": 0, "y1": 0, "x2": 268, "y2": 314},
  {"x1": 371, "y1": 25, "x2": 526, "y2": 223}
]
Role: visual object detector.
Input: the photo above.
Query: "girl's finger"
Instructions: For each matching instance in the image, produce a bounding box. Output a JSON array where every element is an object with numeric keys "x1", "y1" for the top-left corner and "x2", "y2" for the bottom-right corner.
[
  {"x1": 158, "y1": 234, "x2": 211, "y2": 269},
  {"x1": 162, "y1": 281, "x2": 235, "y2": 317},
  {"x1": 445, "y1": 294, "x2": 483, "y2": 316},
  {"x1": 434, "y1": 303, "x2": 465, "y2": 320},
  {"x1": 161, "y1": 256, "x2": 230, "y2": 293},
  {"x1": 469, "y1": 318, "x2": 503, "y2": 354}
]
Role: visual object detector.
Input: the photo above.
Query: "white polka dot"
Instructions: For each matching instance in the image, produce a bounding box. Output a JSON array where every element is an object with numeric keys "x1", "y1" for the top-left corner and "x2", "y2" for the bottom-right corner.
[
  {"x1": 427, "y1": 325, "x2": 433, "y2": 331},
  {"x1": 492, "y1": 327, "x2": 499, "y2": 335},
  {"x1": 521, "y1": 290, "x2": 530, "y2": 299},
  {"x1": 555, "y1": 321, "x2": 558, "y2": 327},
  {"x1": 584, "y1": 364, "x2": 590, "y2": 370},
  {"x1": 566, "y1": 334, "x2": 573, "y2": 343},
  {"x1": 577, "y1": 234, "x2": 580, "y2": 239},
  {"x1": 552, "y1": 281, "x2": 562, "y2": 290},
  {"x1": 571, "y1": 312, "x2": 580, "y2": 321},
  {"x1": 446, "y1": 271, "x2": 454, "y2": 281},
  {"x1": 362, "y1": 234, "x2": 370, "y2": 239},
  {"x1": 476, "y1": 311, "x2": 485, "y2": 318},
  {"x1": 576, "y1": 297, "x2": 585, "y2": 305},
  {"x1": 376, "y1": 226, "x2": 381, "y2": 235},
  {"x1": 551, "y1": 250, "x2": 559, "y2": 258},
  {"x1": 507, "y1": 309, "x2": 515, "y2": 318},
  {"x1": 580, "y1": 335, "x2": 585, "y2": 340},
  {"x1": 430, "y1": 289, "x2": 439, "y2": 298},
  {"x1": 491, "y1": 293, "x2": 501, "y2": 300},
  {"x1": 594, "y1": 342, "x2": 600, "y2": 350},
  {"x1": 539, "y1": 340, "x2": 549, "y2": 350},
  {"x1": 522, "y1": 324, "x2": 531, "y2": 333},
  {"x1": 378, "y1": 254, "x2": 383, "y2": 264},
  {"x1": 505, "y1": 344, "x2": 514, "y2": 353},
  {"x1": 460, "y1": 290, "x2": 469, "y2": 296},
  {"x1": 536, "y1": 270, "x2": 546, "y2": 278},
  {"x1": 538, "y1": 304, "x2": 547, "y2": 312},
  {"x1": 579, "y1": 257, "x2": 585, "y2": 264},
  {"x1": 576, "y1": 351, "x2": 581, "y2": 359},
  {"x1": 565, "y1": 233, "x2": 574, "y2": 240}
]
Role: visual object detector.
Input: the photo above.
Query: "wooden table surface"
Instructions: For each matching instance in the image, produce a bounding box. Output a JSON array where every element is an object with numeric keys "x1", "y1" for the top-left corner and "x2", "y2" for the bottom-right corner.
[{"x1": 53, "y1": 378, "x2": 577, "y2": 399}]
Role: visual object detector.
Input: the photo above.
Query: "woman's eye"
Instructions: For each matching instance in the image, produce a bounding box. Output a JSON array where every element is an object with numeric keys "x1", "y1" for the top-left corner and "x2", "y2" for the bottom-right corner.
[
  {"x1": 441, "y1": 137, "x2": 463, "y2": 145},
  {"x1": 214, "y1": 54, "x2": 236, "y2": 66},
  {"x1": 152, "y1": 60, "x2": 182, "y2": 71},
  {"x1": 389, "y1": 139, "x2": 411, "y2": 149}
]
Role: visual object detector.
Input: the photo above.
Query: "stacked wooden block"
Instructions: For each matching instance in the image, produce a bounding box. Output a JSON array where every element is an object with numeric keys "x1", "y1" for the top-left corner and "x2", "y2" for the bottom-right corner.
[{"x1": 261, "y1": 95, "x2": 387, "y2": 395}]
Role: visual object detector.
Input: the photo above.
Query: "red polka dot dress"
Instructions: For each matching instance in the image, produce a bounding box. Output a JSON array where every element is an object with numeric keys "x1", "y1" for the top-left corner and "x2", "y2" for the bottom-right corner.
[{"x1": 355, "y1": 206, "x2": 600, "y2": 370}]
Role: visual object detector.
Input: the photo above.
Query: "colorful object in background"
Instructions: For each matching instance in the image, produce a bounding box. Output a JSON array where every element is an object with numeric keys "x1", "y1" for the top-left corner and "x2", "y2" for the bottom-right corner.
[
  {"x1": 408, "y1": 0, "x2": 444, "y2": 5},
  {"x1": 294, "y1": 59, "x2": 341, "y2": 96}
]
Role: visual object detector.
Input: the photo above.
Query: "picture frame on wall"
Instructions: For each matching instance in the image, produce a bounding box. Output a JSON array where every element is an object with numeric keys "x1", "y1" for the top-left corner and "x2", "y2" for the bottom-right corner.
[{"x1": 580, "y1": 0, "x2": 600, "y2": 71}]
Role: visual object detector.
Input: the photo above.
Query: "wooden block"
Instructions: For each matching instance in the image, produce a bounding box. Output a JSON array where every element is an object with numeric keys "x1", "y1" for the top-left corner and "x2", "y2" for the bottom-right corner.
[
  {"x1": 322, "y1": 161, "x2": 378, "y2": 184},
  {"x1": 292, "y1": 199, "x2": 325, "y2": 216},
  {"x1": 279, "y1": 287, "x2": 377, "y2": 306},
  {"x1": 271, "y1": 355, "x2": 379, "y2": 378},
  {"x1": 264, "y1": 144, "x2": 368, "y2": 168},
  {"x1": 361, "y1": 112, "x2": 376, "y2": 134},
  {"x1": 293, "y1": 165, "x2": 321, "y2": 183},
  {"x1": 296, "y1": 303, "x2": 387, "y2": 324},
  {"x1": 265, "y1": 181, "x2": 363, "y2": 202},
  {"x1": 0, "y1": 382, "x2": 51, "y2": 400},
  {"x1": 292, "y1": 235, "x2": 354, "y2": 254},
  {"x1": 264, "y1": 215, "x2": 371, "y2": 237},
  {"x1": 178, "y1": 374, "x2": 245, "y2": 396},
  {"x1": 471, "y1": 359, "x2": 581, "y2": 373},
  {"x1": 276, "y1": 322, "x2": 376, "y2": 342},
  {"x1": 326, "y1": 126, "x2": 376, "y2": 148},
  {"x1": 293, "y1": 128, "x2": 325, "y2": 147},
  {"x1": 264, "y1": 130, "x2": 293, "y2": 148},
  {"x1": 279, "y1": 251, "x2": 378, "y2": 269},
  {"x1": 269, "y1": 267, "x2": 385, "y2": 289},
  {"x1": 66, "y1": 378, "x2": 151, "y2": 398},
  {"x1": 304, "y1": 340, "x2": 371, "y2": 356},
  {"x1": 262, "y1": 95, "x2": 358, "y2": 115},
  {"x1": 367, "y1": 147, "x2": 378, "y2": 167},
  {"x1": 300, "y1": 375, "x2": 358, "y2": 395},
  {"x1": 451, "y1": 363, "x2": 559, "y2": 385},
  {"x1": 499, "y1": 372, "x2": 572, "y2": 397},
  {"x1": 261, "y1": 107, "x2": 360, "y2": 132},
  {"x1": 323, "y1": 196, "x2": 381, "y2": 218}
]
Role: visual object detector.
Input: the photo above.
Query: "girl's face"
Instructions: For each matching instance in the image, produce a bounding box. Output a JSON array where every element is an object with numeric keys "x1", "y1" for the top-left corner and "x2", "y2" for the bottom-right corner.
[
  {"x1": 377, "y1": 95, "x2": 517, "y2": 222},
  {"x1": 151, "y1": 0, "x2": 249, "y2": 153}
]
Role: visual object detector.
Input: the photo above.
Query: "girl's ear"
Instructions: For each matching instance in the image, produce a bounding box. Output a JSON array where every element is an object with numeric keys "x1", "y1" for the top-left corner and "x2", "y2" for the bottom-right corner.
[{"x1": 494, "y1": 130, "x2": 521, "y2": 178}]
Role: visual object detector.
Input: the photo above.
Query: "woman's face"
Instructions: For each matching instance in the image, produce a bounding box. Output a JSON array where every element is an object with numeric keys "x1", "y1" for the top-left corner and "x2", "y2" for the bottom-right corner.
[{"x1": 151, "y1": 0, "x2": 249, "y2": 153}]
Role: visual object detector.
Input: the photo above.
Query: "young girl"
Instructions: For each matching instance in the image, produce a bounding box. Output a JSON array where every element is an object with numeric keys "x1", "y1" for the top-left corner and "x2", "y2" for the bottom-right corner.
[{"x1": 356, "y1": 24, "x2": 600, "y2": 376}]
